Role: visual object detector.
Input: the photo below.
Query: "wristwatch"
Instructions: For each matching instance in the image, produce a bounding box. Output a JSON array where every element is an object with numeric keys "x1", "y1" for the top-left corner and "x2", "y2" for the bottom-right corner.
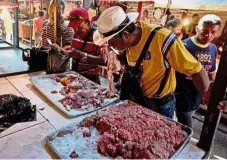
[{"x1": 81, "y1": 52, "x2": 88, "y2": 61}]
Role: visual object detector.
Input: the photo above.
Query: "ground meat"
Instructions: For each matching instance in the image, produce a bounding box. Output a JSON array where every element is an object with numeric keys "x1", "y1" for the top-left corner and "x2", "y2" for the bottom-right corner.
[
  {"x1": 82, "y1": 102, "x2": 183, "y2": 159},
  {"x1": 57, "y1": 130, "x2": 73, "y2": 137},
  {"x1": 70, "y1": 151, "x2": 79, "y2": 158}
]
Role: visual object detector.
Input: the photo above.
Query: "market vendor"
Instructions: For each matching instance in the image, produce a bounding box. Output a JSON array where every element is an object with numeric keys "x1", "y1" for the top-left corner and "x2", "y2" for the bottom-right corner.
[
  {"x1": 175, "y1": 14, "x2": 221, "y2": 127},
  {"x1": 40, "y1": 0, "x2": 74, "y2": 48},
  {"x1": 93, "y1": 6, "x2": 210, "y2": 119},
  {"x1": 66, "y1": 8, "x2": 107, "y2": 84}
]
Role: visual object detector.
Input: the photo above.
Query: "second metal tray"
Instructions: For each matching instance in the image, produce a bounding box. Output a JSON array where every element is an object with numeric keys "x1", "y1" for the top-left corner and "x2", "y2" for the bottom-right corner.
[
  {"x1": 45, "y1": 100, "x2": 193, "y2": 159},
  {"x1": 30, "y1": 71, "x2": 119, "y2": 118}
]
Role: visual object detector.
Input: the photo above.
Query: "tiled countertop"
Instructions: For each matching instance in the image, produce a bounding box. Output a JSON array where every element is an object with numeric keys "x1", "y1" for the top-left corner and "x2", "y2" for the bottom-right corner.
[{"x1": 0, "y1": 71, "x2": 206, "y2": 159}]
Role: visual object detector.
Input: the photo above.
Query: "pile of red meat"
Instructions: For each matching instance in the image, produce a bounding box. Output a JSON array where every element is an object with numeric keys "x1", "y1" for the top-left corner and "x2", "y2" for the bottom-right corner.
[
  {"x1": 80, "y1": 103, "x2": 183, "y2": 159},
  {"x1": 49, "y1": 74, "x2": 111, "y2": 111}
]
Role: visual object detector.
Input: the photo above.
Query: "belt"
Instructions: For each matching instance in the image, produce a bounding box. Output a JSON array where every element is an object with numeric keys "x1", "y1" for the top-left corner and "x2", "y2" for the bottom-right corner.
[{"x1": 151, "y1": 93, "x2": 174, "y2": 105}]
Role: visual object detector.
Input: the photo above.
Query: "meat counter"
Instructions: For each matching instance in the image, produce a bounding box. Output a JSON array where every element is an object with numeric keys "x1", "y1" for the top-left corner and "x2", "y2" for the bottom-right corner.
[{"x1": 0, "y1": 72, "x2": 206, "y2": 159}]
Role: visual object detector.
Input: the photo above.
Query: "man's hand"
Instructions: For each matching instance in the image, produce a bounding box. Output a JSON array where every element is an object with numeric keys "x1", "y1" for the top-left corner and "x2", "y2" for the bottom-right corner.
[
  {"x1": 218, "y1": 101, "x2": 227, "y2": 112},
  {"x1": 68, "y1": 49, "x2": 84, "y2": 59}
]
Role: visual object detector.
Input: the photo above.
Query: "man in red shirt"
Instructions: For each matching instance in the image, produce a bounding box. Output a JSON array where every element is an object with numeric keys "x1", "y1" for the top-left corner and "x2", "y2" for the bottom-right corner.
[
  {"x1": 67, "y1": 8, "x2": 106, "y2": 83},
  {"x1": 33, "y1": 10, "x2": 45, "y2": 46}
]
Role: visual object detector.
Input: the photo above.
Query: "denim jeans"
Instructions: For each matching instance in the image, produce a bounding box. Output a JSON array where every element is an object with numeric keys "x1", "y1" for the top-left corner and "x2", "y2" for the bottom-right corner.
[
  {"x1": 145, "y1": 94, "x2": 176, "y2": 119},
  {"x1": 176, "y1": 110, "x2": 196, "y2": 128}
]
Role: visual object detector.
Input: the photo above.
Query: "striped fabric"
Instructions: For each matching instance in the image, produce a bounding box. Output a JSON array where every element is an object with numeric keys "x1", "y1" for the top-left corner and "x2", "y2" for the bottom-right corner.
[
  {"x1": 41, "y1": 19, "x2": 74, "y2": 47},
  {"x1": 71, "y1": 26, "x2": 105, "y2": 75},
  {"x1": 161, "y1": 33, "x2": 178, "y2": 68}
]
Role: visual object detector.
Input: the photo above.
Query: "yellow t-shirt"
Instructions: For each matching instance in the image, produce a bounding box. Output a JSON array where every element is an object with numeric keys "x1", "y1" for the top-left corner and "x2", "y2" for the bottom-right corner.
[{"x1": 127, "y1": 22, "x2": 202, "y2": 98}]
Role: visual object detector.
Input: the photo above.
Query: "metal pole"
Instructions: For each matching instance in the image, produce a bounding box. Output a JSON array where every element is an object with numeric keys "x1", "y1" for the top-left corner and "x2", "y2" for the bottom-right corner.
[
  {"x1": 197, "y1": 34, "x2": 227, "y2": 153},
  {"x1": 13, "y1": 0, "x2": 19, "y2": 48},
  {"x1": 29, "y1": 0, "x2": 32, "y2": 48},
  {"x1": 54, "y1": 0, "x2": 61, "y2": 46}
]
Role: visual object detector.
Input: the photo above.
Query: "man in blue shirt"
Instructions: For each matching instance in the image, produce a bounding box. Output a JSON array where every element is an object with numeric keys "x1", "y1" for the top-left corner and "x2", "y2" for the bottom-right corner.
[{"x1": 175, "y1": 14, "x2": 221, "y2": 127}]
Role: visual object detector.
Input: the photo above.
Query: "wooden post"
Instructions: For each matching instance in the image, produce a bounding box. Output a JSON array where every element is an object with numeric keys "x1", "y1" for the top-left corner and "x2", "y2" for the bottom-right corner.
[
  {"x1": 54, "y1": 0, "x2": 61, "y2": 46},
  {"x1": 137, "y1": 1, "x2": 142, "y2": 21},
  {"x1": 198, "y1": 34, "x2": 227, "y2": 153}
]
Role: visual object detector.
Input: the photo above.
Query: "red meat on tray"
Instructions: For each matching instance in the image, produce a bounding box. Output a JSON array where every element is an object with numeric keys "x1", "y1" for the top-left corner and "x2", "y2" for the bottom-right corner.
[
  {"x1": 80, "y1": 102, "x2": 183, "y2": 159},
  {"x1": 50, "y1": 74, "x2": 115, "y2": 111}
]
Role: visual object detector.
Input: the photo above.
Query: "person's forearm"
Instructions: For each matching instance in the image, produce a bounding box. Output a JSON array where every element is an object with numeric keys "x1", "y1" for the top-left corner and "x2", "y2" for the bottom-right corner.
[
  {"x1": 86, "y1": 54, "x2": 106, "y2": 66},
  {"x1": 192, "y1": 68, "x2": 210, "y2": 96},
  {"x1": 68, "y1": 49, "x2": 106, "y2": 66},
  {"x1": 208, "y1": 73, "x2": 216, "y2": 82}
]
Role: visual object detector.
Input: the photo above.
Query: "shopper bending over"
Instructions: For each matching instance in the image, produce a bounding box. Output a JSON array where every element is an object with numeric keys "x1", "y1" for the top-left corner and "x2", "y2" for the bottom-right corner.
[{"x1": 94, "y1": 6, "x2": 210, "y2": 119}]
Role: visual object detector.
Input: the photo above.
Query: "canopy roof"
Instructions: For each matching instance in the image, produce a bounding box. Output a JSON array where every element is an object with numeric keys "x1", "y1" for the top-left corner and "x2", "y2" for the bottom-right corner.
[
  {"x1": 0, "y1": 0, "x2": 19, "y2": 9},
  {"x1": 154, "y1": 0, "x2": 227, "y2": 11}
]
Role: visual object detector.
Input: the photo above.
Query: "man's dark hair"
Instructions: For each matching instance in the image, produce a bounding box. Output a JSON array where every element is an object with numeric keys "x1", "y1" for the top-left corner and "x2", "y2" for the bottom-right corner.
[
  {"x1": 43, "y1": 8, "x2": 47, "y2": 11},
  {"x1": 192, "y1": 14, "x2": 199, "y2": 18},
  {"x1": 38, "y1": 10, "x2": 44, "y2": 17},
  {"x1": 114, "y1": 22, "x2": 136, "y2": 39},
  {"x1": 166, "y1": 18, "x2": 181, "y2": 28}
]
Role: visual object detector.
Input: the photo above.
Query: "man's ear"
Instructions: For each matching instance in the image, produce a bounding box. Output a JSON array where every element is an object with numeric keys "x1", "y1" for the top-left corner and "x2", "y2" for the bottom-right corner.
[
  {"x1": 122, "y1": 31, "x2": 130, "y2": 41},
  {"x1": 85, "y1": 19, "x2": 91, "y2": 26},
  {"x1": 168, "y1": 26, "x2": 173, "y2": 30},
  {"x1": 195, "y1": 25, "x2": 199, "y2": 34}
]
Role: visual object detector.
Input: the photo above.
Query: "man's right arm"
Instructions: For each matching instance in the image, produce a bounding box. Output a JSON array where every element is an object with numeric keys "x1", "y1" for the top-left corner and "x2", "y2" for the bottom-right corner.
[
  {"x1": 191, "y1": 68, "x2": 210, "y2": 96},
  {"x1": 167, "y1": 37, "x2": 210, "y2": 95}
]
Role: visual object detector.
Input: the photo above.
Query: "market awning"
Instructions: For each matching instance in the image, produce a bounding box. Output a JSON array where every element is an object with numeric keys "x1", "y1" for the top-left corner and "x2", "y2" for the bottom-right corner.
[
  {"x1": 98, "y1": 0, "x2": 154, "y2": 5},
  {"x1": 154, "y1": 0, "x2": 227, "y2": 11},
  {"x1": 0, "y1": 0, "x2": 19, "y2": 9}
]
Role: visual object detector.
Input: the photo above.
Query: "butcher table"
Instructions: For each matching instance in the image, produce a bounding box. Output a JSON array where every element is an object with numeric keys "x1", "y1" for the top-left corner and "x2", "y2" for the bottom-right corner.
[{"x1": 0, "y1": 71, "x2": 206, "y2": 159}]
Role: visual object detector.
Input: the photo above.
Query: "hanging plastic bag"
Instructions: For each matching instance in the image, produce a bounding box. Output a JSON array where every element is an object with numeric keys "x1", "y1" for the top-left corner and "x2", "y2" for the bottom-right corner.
[{"x1": 46, "y1": 44, "x2": 70, "y2": 74}]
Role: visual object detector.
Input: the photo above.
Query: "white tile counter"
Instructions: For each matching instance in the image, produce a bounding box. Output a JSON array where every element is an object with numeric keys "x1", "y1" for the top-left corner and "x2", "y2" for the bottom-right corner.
[{"x1": 0, "y1": 72, "x2": 206, "y2": 159}]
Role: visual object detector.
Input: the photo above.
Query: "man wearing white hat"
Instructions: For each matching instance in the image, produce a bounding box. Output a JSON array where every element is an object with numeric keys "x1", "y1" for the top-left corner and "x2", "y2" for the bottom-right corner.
[{"x1": 93, "y1": 6, "x2": 210, "y2": 119}]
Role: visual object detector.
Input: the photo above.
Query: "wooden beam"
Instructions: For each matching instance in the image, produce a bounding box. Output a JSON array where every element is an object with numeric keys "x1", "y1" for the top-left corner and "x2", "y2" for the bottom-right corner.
[{"x1": 197, "y1": 31, "x2": 227, "y2": 153}]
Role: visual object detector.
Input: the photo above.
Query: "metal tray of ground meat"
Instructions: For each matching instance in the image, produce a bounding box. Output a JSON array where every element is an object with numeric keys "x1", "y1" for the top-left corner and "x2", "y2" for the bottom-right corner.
[
  {"x1": 30, "y1": 71, "x2": 119, "y2": 118},
  {"x1": 45, "y1": 100, "x2": 193, "y2": 159}
]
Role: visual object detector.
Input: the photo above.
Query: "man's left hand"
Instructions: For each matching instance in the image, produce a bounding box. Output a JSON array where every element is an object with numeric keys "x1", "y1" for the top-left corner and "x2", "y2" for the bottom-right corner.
[
  {"x1": 68, "y1": 49, "x2": 83, "y2": 59},
  {"x1": 218, "y1": 101, "x2": 227, "y2": 112}
]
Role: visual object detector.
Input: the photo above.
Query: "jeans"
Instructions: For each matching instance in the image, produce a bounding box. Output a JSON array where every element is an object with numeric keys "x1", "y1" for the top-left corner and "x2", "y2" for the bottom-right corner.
[
  {"x1": 145, "y1": 94, "x2": 176, "y2": 119},
  {"x1": 176, "y1": 110, "x2": 196, "y2": 128}
]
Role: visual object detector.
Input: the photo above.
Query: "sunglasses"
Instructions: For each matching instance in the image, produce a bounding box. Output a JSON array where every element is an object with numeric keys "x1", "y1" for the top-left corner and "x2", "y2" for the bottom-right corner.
[{"x1": 67, "y1": 16, "x2": 85, "y2": 21}]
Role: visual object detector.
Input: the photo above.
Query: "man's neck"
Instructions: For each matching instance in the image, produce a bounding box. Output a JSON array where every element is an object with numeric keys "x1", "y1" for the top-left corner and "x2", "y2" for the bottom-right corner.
[
  {"x1": 194, "y1": 36, "x2": 207, "y2": 45},
  {"x1": 80, "y1": 26, "x2": 92, "y2": 39},
  {"x1": 131, "y1": 24, "x2": 142, "y2": 47}
]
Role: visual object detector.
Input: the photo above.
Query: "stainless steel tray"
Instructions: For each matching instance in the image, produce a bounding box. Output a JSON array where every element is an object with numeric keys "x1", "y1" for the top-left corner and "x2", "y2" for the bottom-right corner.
[
  {"x1": 45, "y1": 100, "x2": 193, "y2": 159},
  {"x1": 30, "y1": 71, "x2": 119, "y2": 118}
]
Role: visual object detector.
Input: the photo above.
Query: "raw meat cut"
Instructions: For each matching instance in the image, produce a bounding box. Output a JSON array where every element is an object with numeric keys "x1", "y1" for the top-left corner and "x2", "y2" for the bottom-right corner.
[
  {"x1": 80, "y1": 102, "x2": 183, "y2": 159},
  {"x1": 49, "y1": 73, "x2": 117, "y2": 111},
  {"x1": 70, "y1": 151, "x2": 79, "y2": 158},
  {"x1": 105, "y1": 47, "x2": 121, "y2": 97}
]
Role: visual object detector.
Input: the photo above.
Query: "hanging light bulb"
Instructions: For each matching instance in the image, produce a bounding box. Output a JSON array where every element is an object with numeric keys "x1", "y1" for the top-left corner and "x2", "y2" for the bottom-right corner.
[{"x1": 183, "y1": 18, "x2": 190, "y2": 26}]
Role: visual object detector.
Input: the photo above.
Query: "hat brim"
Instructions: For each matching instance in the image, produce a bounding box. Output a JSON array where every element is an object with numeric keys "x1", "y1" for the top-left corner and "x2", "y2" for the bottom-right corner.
[
  {"x1": 93, "y1": 12, "x2": 139, "y2": 46},
  {"x1": 68, "y1": 20, "x2": 83, "y2": 28}
]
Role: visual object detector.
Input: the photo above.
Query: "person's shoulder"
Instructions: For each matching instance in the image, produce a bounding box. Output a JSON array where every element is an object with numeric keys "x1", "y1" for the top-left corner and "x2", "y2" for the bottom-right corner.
[
  {"x1": 42, "y1": 19, "x2": 50, "y2": 26},
  {"x1": 209, "y1": 42, "x2": 217, "y2": 49},
  {"x1": 183, "y1": 37, "x2": 192, "y2": 44}
]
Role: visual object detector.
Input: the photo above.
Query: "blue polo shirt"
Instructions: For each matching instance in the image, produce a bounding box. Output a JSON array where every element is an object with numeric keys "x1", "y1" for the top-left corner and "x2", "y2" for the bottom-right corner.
[{"x1": 175, "y1": 37, "x2": 217, "y2": 112}]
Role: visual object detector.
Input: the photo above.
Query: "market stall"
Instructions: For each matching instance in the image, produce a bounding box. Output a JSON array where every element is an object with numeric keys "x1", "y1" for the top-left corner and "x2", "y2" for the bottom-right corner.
[{"x1": 0, "y1": 0, "x2": 227, "y2": 159}]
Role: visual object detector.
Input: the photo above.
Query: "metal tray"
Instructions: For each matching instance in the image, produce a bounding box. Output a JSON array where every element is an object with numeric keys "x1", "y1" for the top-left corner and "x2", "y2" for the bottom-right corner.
[
  {"x1": 30, "y1": 71, "x2": 119, "y2": 118},
  {"x1": 45, "y1": 100, "x2": 193, "y2": 159}
]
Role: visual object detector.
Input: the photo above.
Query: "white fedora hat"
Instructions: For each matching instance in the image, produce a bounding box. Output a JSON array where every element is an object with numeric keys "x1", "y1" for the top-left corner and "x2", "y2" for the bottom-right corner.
[{"x1": 93, "y1": 6, "x2": 139, "y2": 46}]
